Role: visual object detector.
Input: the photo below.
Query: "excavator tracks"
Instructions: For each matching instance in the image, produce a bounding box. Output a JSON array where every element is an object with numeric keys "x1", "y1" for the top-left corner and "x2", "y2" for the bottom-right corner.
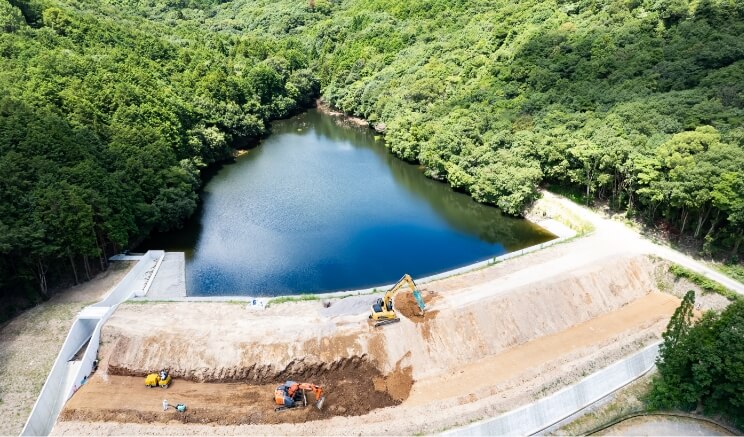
[{"x1": 374, "y1": 318, "x2": 400, "y2": 327}]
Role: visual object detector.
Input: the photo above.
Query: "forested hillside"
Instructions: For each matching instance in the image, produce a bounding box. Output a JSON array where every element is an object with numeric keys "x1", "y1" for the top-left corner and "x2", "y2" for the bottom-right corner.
[
  {"x1": 0, "y1": 0, "x2": 318, "y2": 316},
  {"x1": 2, "y1": 0, "x2": 743, "y2": 317}
]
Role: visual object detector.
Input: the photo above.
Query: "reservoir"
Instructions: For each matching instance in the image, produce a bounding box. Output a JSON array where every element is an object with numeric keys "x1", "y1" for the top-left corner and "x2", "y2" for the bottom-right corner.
[{"x1": 140, "y1": 109, "x2": 556, "y2": 296}]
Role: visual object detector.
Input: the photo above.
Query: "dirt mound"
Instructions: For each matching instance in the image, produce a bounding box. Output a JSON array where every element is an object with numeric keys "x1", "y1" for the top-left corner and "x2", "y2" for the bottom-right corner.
[
  {"x1": 109, "y1": 353, "x2": 373, "y2": 385},
  {"x1": 394, "y1": 290, "x2": 439, "y2": 323}
]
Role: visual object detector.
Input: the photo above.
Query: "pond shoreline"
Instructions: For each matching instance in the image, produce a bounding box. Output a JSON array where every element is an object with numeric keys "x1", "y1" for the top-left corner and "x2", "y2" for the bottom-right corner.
[{"x1": 138, "y1": 109, "x2": 556, "y2": 295}]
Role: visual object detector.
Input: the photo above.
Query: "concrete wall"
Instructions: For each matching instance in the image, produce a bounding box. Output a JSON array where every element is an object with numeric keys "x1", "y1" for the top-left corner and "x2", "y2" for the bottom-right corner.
[
  {"x1": 20, "y1": 318, "x2": 97, "y2": 436},
  {"x1": 95, "y1": 250, "x2": 163, "y2": 306},
  {"x1": 22, "y1": 251, "x2": 162, "y2": 436},
  {"x1": 65, "y1": 307, "x2": 116, "y2": 400},
  {"x1": 444, "y1": 343, "x2": 660, "y2": 436}
]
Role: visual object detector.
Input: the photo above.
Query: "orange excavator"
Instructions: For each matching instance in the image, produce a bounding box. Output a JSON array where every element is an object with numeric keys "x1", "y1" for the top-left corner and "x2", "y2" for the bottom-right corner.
[{"x1": 274, "y1": 381, "x2": 325, "y2": 412}]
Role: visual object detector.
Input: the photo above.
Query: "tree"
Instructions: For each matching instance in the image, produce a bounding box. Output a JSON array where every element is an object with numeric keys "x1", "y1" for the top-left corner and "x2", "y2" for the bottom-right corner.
[
  {"x1": 0, "y1": 2, "x2": 25, "y2": 32},
  {"x1": 567, "y1": 140, "x2": 603, "y2": 203},
  {"x1": 651, "y1": 292, "x2": 744, "y2": 427},
  {"x1": 712, "y1": 172, "x2": 744, "y2": 254}
]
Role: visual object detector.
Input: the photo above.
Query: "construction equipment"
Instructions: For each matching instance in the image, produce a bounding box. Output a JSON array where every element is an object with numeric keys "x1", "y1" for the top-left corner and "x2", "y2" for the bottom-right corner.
[
  {"x1": 369, "y1": 274, "x2": 422, "y2": 327},
  {"x1": 274, "y1": 381, "x2": 325, "y2": 412},
  {"x1": 145, "y1": 369, "x2": 172, "y2": 388}
]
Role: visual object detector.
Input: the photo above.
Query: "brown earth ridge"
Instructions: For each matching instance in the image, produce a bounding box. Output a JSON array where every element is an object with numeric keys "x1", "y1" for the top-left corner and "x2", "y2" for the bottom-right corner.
[{"x1": 54, "y1": 251, "x2": 692, "y2": 434}]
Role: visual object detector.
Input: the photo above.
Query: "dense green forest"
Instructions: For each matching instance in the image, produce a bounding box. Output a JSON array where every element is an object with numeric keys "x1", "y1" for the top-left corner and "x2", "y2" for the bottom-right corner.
[
  {"x1": 1, "y1": 0, "x2": 743, "y2": 317},
  {"x1": 0, "y1": 0, "x2": 319, "y2": 316},
  {"x1": 651, "y1": 291, "x2": 743, "y2": 427}
]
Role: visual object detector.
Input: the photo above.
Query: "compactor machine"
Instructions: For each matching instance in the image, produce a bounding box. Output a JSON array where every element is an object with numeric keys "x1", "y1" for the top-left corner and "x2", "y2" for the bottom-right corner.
[{"x1": 145, "y1": 369, "x2": 172, "y2": 388}]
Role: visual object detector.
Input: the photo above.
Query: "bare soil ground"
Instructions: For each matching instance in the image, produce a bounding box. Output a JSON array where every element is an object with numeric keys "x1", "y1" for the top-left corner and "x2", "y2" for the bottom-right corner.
[
  {"x1": 61, "y1": 359, "x2": 411, "y2": 425},
  {"x1": 53, "y1": 253, "x2": 683, "y2": 435},
  {"x1": 597, "y1": 415, "x2": 734, "y2": 436},
  {"x1": 48, "y1": 191, "x2": 744, "y2": 436},
  {"x1": 0, "y1": 262, "x2": 133, "y2": 435},
  {"x1": 406, "y1": 292, "x2": 678, "y2": 406}
]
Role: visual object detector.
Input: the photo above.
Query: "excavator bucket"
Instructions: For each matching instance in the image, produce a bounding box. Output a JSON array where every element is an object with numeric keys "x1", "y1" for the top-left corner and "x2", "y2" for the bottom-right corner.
[{"x1": 316, "y1": 396, "x2": 325, "y2": 410}]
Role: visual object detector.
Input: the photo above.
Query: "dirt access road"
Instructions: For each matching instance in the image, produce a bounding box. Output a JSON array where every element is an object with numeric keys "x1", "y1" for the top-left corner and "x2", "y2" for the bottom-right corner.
[{"x1": 532, "y1": 190, "x2": 744, "y2": 296}]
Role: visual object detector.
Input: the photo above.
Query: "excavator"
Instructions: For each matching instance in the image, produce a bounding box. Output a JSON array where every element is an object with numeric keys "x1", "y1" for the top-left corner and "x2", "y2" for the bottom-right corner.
[
  {"x1": 274, "y1": 381, "x2": 325, "y2": 412},
  {"x1": 369, "y1": 273, "x2": 423, "y2": 327}
]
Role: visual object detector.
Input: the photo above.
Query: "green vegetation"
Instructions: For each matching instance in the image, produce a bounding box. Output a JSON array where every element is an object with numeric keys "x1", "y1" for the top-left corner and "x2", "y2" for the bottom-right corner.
[
  {"x1": 266, "y1": 294, "x2": 319, "y2": 307},
  {"x1": 0, "y1": 0, "x2": 318, "y2": 317},
  {"x1": 714, "y1": 262, "x2": 744, "y2": 284},
  {"x1": 669, "y1": 264, "x2": 739, "y2": 301},
  {"x1": 1, "y1": 0, "x2": 743, "y2": 316},
  {"x1": 650, "y1": 291, "x2": 744, "y2": 427}
]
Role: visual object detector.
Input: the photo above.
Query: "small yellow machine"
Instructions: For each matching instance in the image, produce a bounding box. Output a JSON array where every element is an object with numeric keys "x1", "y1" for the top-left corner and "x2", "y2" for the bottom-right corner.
[
  {"x1": 145, "y1": 369, "x2": 172, "y2": 388},
  {"x1": 369, "y1": 274, "x2": 419, "y2": 327}
]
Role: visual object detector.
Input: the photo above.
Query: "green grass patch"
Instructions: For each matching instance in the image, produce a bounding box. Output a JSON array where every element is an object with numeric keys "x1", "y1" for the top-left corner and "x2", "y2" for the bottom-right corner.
[
  {"x1": 715, "y1": 263, "x2": 744, "y2": 284},
  {"x1": 669, "y1": 264, "x2": 740, "y2": 301},
  {"x1": 266, "y1": 294, "x2": 319, "y2": 307}
]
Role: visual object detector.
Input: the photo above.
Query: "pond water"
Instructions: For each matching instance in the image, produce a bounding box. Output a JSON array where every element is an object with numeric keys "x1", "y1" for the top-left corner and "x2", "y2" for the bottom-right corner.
[{"x1": 140, "y1": 109, "x2": 556, "y2": 296}]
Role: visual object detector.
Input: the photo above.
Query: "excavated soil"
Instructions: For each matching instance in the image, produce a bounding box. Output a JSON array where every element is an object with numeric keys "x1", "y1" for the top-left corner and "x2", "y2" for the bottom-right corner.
[
  {"x1": 109, "y1": 354, "x2": 378, "y2": 385},
  {"x1": 55, "y1": 252, "x2": 690, "y2": 435},
  {"x1": 62, "y1": 357, "x2": 412, "y2": 425},
  {"x1": 394, "y1": 289, "x2": 439, "y2": 323}
]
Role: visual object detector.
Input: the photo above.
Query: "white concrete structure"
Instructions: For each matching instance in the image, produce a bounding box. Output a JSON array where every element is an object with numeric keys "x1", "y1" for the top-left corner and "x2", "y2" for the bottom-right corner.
[
  {"x1": 21, "y1": 251, "x2": 164, "y2": 436},
  {"x1": 444, "y1": 343, "x2": 660, "y2": 436}
]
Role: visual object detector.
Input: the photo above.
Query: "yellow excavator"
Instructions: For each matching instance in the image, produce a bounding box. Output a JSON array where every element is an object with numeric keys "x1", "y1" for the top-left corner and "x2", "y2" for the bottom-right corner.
[{"x1": 369, "y1": 274, "x2": 422, "y2": 327}]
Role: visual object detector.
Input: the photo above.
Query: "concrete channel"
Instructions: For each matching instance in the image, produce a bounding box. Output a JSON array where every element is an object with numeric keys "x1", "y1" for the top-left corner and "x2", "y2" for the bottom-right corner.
[
  {"x1": 443, "y1": 343, "x2": 661, "y2": 436},
  {"x1": 21, "y1": 251, "x2": 164, "y2": 436}
]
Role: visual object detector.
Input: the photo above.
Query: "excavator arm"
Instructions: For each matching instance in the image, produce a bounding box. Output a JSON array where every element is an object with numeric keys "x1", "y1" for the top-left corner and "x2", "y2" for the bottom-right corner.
[{"x1": 297, "y1": 383, "x2": 324, "y2": 404}]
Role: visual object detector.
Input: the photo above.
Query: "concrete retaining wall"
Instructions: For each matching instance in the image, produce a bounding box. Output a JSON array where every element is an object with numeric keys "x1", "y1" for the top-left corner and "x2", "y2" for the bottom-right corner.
[
  {"x1": 66, "y1": 306, "x2": 116, "y2": 400},
  {"x1": 95, "y1": 250, "x2": 163, "y2": 306},
  {"x1": 20, "y1": 318, "x2": 97, "y2": 436},
  {"x1": 21, "y1": 251, "x2": 163, "y2": 436},
  {"x1": 444, "y1": 343, "x2": 660, "y2": 436}
]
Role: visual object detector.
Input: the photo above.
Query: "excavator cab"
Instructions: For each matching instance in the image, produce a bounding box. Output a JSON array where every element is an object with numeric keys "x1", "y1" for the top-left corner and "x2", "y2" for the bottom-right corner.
[{"x1": 371, "y1": 297, "x2": 393, "y2": 313}]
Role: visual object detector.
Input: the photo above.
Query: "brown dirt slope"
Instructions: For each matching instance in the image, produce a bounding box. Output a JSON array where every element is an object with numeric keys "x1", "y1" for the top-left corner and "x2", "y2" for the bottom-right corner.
[{"x1": 55, "y1": 255, "x2": 686, "y2": 435}]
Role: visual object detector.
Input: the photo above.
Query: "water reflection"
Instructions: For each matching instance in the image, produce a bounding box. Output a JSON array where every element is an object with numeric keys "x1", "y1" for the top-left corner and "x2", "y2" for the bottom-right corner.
[{"x1": 139, "y1": 109, "x2": 555, "y2": 295}]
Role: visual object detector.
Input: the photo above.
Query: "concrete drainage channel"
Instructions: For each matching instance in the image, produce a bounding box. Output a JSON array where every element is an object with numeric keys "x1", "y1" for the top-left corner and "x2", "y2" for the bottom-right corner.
[
  {"x1": 21, "y1": 251, "x2": 165, "y2": 436},
  {"x1": 443, "y1": 343, "x2": 661, "y2": 436}
]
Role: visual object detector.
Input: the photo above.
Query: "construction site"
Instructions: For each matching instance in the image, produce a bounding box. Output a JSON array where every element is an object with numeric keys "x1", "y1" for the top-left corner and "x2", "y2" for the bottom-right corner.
[
  {"x1": 46, "y1": 258, "x2": 691, "y2": 433},
  {"x1": 18, "y1": 194, "x2": 733, "y2": 436}
]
